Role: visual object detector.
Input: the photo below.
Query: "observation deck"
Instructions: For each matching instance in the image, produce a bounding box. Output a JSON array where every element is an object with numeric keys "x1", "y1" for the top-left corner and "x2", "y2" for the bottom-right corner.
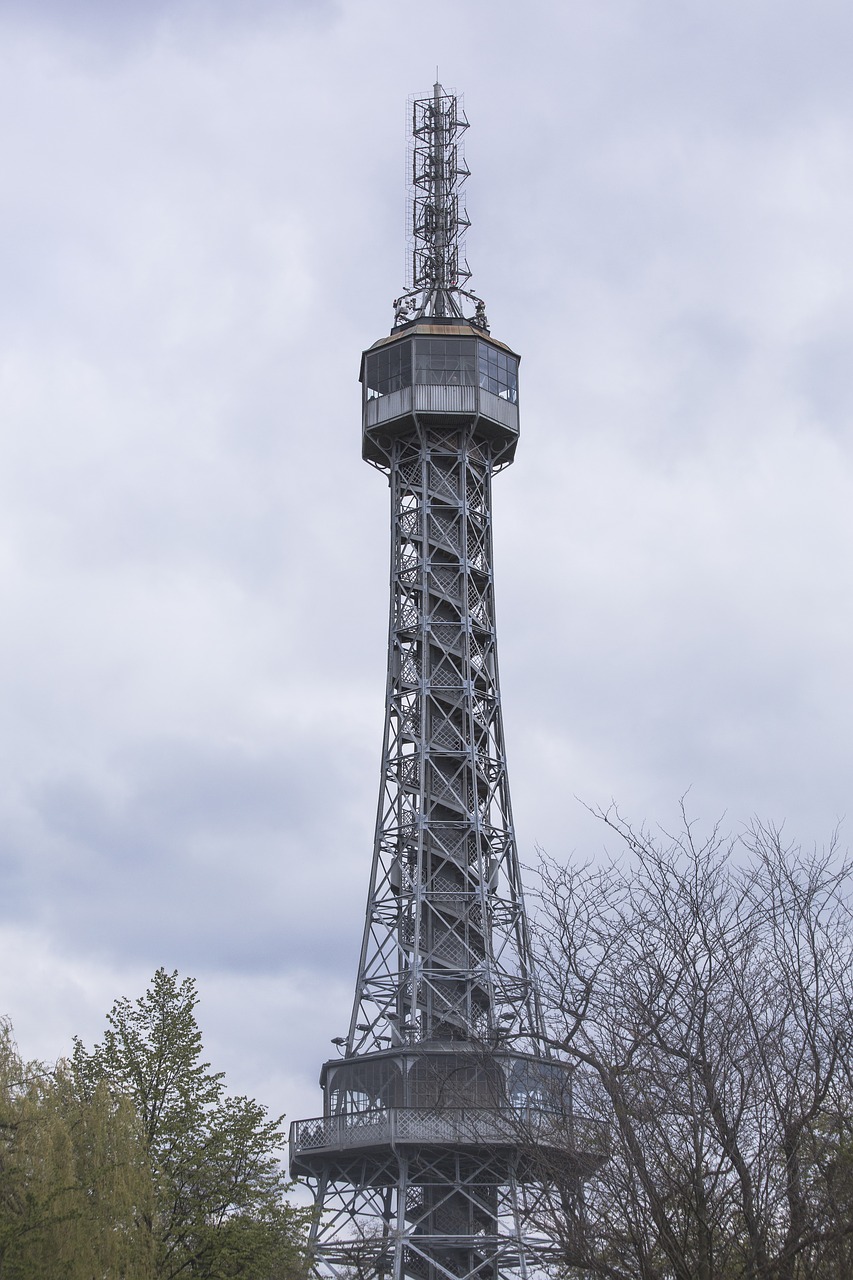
[
  {"x1": 290, "y1": 1106, "x2": 607, "y2": 1181},
  {"x1": 360, "y1": 320, "x2": 520, "y2": 467},
  {"x1": 291, "y1": 1046, "x2": 607, "y2": 1183}
]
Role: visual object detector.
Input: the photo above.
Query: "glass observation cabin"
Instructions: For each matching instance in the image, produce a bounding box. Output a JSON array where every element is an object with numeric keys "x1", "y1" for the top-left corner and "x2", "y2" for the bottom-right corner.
[
  {"x1": 290, "y1": 1046, "x2": 607, "y2": 1180},
  {"x1": 360, "y1": 324, "x2": 521, "y2": 466},
  {"x1": 319, "y1": 1047, "x2": 570, "y2": 1118}
]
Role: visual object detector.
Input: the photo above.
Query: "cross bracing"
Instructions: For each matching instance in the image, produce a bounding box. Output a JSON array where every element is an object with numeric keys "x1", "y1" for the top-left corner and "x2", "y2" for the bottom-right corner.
[
  {"x1": 302, "y1": 1150, "x2": 575, "y2": 1280},
  {"x1": 347, "y1": 427, "x2": 541, "y2": 1056}
]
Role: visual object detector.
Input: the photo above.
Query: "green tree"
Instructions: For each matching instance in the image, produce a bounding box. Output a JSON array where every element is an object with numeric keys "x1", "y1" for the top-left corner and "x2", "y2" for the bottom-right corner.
[
  {"x1": 73, "y1": 967, "x2": 308, "y2": 1280},
  {"x1": 0, "y1": 1018, "x2": 153, "y2": 1279}
]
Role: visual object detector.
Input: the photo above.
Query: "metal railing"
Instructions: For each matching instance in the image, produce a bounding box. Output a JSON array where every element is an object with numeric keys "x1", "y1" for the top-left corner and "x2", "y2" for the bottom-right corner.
[
  {"x1": 290, "y1": 1106, "x2": 607, "y2": 1157},
  {"x1": 479, "y1": 388, "x2": 517, "y2": 429},
  {"x1": 413, "y1": 384, "x2": 477, "y2": 415},
  {"x1": 364, "y1": 384, "x2": 518, "y2": 433},
  {"x1": 366, "y1": 385, "x2": 413, "y2": 426}
]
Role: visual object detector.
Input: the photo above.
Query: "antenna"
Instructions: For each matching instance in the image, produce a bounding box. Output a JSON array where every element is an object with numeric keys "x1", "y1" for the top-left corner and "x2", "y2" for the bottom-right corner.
[{"x1": 394, "y1": 83, "x2": 489, "y2": 331}]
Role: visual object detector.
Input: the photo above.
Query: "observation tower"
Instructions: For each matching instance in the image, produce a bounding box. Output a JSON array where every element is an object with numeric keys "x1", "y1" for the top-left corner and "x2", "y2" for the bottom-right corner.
[{"x1": 290, "y1": 84, "x2": 603, "y2": 1280}]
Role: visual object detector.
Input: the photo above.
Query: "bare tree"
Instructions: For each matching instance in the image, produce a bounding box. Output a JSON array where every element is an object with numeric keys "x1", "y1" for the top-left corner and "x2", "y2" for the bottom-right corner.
[{"x1": 530, "y1": 809, "x2": 853, "y2": 1280}]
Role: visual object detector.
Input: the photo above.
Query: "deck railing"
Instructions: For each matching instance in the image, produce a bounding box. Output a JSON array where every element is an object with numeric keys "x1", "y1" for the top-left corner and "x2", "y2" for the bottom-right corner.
[
  {"x1": 364, "y1": 384, "x2": 518, "y2": 433},
  {"x1": 290, "y1": 1106, "x2": 607, "y2": 1158}
]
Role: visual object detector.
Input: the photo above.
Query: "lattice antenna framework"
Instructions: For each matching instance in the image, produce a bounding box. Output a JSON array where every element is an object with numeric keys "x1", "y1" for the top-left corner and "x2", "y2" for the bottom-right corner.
[{"x1": 396, "y1": 83, "x2": 488, "y2": 331}]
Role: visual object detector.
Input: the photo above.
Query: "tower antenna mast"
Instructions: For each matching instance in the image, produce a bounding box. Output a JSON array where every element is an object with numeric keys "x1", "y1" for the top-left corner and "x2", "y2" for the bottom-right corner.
[{"x1": 395, "y1": 83, "x2": 488, "y2": 330}]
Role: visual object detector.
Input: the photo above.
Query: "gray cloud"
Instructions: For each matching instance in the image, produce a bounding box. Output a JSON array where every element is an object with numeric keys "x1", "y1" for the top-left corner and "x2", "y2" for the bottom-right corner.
[{"x1": 0, "y1": 0, "x2": 336, "y2": 52}]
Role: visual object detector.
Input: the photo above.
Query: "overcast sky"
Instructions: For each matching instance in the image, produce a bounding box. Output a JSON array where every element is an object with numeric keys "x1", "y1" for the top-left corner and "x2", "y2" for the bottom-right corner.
[{"x1": 1, "y1": 0, "x2": 852, "y2": 1130}]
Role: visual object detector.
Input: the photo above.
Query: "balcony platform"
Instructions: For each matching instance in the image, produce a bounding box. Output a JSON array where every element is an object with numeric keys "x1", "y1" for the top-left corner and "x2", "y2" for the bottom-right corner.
[{"x1": 290, "y1": 1105, "x2": 607, "y2": 1181}]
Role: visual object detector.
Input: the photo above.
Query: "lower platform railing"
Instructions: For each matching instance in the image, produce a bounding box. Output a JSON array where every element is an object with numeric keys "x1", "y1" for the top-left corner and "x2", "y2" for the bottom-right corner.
[{"x1": 290, "y1": 1106, "x2": 607, "y2": 1158}]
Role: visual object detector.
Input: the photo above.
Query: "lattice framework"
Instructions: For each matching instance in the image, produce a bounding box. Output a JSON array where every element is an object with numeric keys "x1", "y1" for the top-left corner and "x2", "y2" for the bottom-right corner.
[
  {"x1": 348, "y1": 427, "x2": 542, "y2": 1056},
  {"x1": 395, "y1": 84, "x2": 488, "y2": 329}
]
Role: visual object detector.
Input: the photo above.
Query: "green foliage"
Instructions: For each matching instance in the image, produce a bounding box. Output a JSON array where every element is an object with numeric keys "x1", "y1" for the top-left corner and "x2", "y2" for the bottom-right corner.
[
  {"x1": 73, "y1": 967, "x2": 309, "y2": 1280},
  {"x1": 0, "y1": 1018, "x2": 153, "y2": 1279},
  {"x1": 0, "y1": 969, "x2": 308, "y2": 1278}
]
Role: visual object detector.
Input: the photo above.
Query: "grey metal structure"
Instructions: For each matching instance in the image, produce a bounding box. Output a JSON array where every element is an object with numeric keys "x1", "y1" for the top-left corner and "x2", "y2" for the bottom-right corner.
[{"x1": 291, "y1": 84, "x2": 604, "y2": 1280}]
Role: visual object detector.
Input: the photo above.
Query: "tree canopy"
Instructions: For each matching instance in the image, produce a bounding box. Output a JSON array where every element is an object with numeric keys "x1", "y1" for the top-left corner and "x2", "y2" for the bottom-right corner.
[
  {"x1": 0, "y1": 969, "x2": 308, "y2": 1280},
  {"x1": 0, "y1": 1018, "x2": 152, "y2": 1278},
  {"x1": 73, "y1": 967, "x2": 309, "y2": 1280}
]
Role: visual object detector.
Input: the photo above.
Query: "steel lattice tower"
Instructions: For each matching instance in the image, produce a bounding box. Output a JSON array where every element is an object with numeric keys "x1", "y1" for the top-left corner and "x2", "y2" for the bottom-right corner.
[{"x1": 291, "y1": 84, "x2": 603, "y2": 1280}]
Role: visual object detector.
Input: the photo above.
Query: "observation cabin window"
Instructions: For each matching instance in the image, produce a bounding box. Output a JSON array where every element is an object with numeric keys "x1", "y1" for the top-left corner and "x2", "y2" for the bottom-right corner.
[
  {"x1": 364, "y1": 342, "x2": 412, "y2": 400},
  {"x1": 325, "y1": 1059, "x2": 403, "y2": 1116},
  {"x1": 414, "y1": 338, "x2": 477, "y2": 386},
  {"x1": 478, "y1": 343, "x2": 518, "y2": 404},
  {"x1": 506, "y1": 1059, "x2": 571, "y2": 1114},
  {"x1": 364, "y1": 337, "x2": 517, "y2": 403}
]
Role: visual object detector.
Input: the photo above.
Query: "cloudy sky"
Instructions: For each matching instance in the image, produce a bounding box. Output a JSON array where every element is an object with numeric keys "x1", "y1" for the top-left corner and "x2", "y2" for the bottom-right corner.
[{"x1": 1, "y1": 0, "x2": 852, "y2": 1130}]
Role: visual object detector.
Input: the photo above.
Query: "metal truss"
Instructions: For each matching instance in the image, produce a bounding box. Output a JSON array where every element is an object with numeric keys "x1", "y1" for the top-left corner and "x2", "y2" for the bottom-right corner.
[
  {"x1": 347, "y1": 427, "x2": 543, "y2": 1057},
  {"x1": 396, "y1": 83, "x2": 489, "y2": 330},
  {"x1": 309, "y1": 1148, "x2": 565, "y2": 1280}
]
